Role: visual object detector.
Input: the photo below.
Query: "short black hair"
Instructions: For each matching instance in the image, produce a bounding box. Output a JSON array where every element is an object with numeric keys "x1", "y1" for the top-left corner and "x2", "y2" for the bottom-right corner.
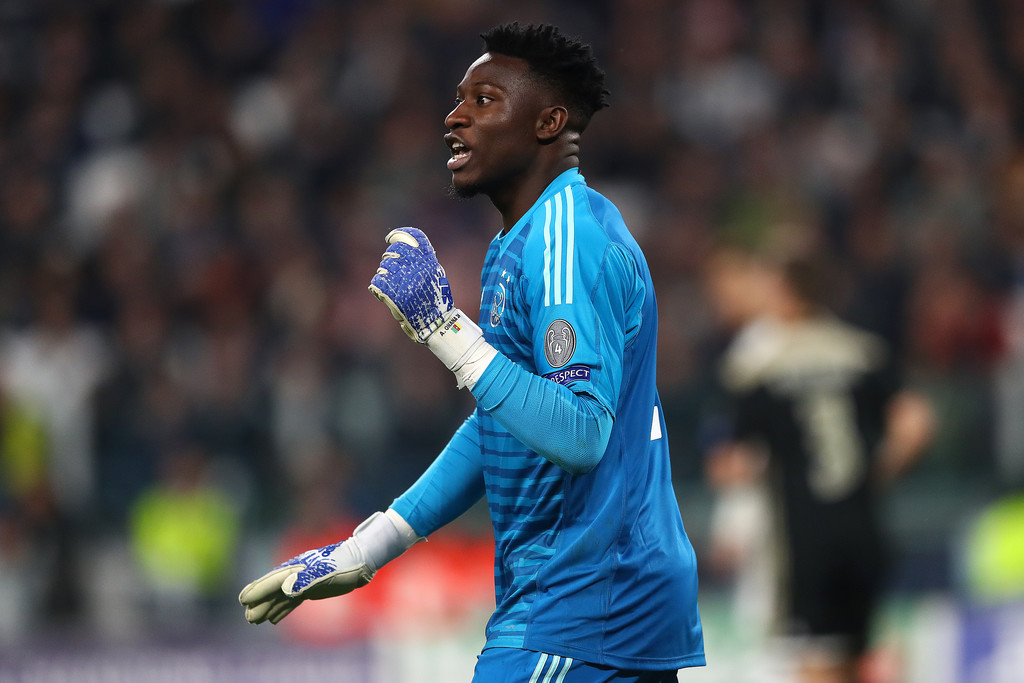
[{"x1": 480, "y1": 22, "x2": 610, "y2": 132}]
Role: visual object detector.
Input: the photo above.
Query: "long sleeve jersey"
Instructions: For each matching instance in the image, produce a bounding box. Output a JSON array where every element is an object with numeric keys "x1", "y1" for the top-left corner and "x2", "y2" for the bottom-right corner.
[{"x1": 393, "y1": 168, "x2": 705, "y2": 671}]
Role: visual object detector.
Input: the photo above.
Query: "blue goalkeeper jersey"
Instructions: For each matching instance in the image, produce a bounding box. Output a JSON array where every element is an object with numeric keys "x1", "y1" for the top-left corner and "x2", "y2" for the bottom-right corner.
[{"x1": 472, "y1": 168, "x2": 704, "y2": 670}]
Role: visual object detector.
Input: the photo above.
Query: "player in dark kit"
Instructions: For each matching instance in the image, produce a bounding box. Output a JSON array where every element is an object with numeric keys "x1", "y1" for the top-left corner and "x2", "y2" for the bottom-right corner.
[
  {"x1": 240, "y1": 23, "x2": 705, "y2": 682},
  {"x1": 713, "y1": 252, "x2": 934, "y2": 682}
]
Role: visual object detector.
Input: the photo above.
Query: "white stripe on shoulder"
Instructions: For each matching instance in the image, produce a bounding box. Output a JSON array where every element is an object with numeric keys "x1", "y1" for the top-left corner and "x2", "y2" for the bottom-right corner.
[
  {"x1": 553, "y1": 192, "x2": 563, "y2": 306},
  {"x1": 564, "y1": 186, "x2": 575, "y2": 305},
  {"x1": 542, "y1": 200, "x2": 552, "y2": 307}
]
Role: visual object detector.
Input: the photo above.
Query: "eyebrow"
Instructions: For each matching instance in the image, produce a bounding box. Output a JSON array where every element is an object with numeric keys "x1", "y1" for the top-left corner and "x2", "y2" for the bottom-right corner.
[{"x1": 457, "y1": 79, "x2": 508, "y2": 95}]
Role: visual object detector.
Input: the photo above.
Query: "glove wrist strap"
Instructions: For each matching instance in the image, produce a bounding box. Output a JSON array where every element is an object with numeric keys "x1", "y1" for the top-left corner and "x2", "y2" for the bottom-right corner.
[
  {"x1": 352, "y1": 509, "x2": 425, "y2": 573},
  {"x1": 426, "y1": 308, "x2": 497, "y2": 390}
]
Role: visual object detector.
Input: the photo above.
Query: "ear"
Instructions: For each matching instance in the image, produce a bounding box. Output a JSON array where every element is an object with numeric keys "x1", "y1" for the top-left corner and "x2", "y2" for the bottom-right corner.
[{"x1": 536, "y1": 106, "x2": 569, "y2": 141}]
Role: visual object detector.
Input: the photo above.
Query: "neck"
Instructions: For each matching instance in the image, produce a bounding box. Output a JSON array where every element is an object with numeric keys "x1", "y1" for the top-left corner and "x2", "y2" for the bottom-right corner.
[{"x1": 492, "y1": 158, "x2": 579, "y2": 233}]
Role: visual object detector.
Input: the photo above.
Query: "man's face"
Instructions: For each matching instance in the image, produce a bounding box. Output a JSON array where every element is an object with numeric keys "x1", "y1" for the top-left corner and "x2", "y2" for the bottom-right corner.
[{"x1": 444, "y1": 53, "x2": 548, "y2": 198}]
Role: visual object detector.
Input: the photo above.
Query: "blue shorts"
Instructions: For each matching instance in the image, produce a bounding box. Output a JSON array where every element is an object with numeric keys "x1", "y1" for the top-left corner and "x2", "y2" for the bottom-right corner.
[{"x1": 472, "y1": 648, "x2": 678, "y2": 683}]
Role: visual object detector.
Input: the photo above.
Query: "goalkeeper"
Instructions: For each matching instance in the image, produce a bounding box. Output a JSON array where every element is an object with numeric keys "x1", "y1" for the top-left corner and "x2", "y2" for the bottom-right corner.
[{"x1": 240, "y1": 22, "x2": 705, "y2": 682}]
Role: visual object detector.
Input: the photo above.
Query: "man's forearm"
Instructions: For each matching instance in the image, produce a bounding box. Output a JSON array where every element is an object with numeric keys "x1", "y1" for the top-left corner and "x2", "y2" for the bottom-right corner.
[{"x1": 471, "y1": 353, "x2": 613, "y2": 475}]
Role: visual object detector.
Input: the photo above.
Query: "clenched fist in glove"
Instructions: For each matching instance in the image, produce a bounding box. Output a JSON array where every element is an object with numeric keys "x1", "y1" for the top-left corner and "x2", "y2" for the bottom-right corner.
[
  {"x1": 369, "y1": 227, "x2": 496, "y2": 389},
  {"x1": 238, "y1": 508, "x2": 423, "y2": 625}
]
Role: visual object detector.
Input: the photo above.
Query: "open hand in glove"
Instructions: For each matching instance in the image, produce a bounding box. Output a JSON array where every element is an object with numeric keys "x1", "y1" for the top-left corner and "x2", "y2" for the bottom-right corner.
[{"x1": 238, "y1": 509, "x2": 422, "y2": 625}]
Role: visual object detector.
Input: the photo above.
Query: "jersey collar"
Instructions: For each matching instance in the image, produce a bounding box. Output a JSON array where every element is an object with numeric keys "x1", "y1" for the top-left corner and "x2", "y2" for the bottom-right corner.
[{"x1": 498, "y1": 168, "x2": 586, "y2": 248}]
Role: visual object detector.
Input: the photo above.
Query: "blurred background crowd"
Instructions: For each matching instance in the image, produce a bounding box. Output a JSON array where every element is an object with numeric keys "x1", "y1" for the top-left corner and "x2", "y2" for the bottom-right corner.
[{"x1": 0, "y1": 0, "x2": 1023, "y2": 679}]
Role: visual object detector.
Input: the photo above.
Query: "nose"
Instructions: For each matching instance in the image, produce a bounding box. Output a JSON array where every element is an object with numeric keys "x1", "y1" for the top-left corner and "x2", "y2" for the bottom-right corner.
[{"x1": 445, "y1": 101, "x2": 467, "y2": 129}]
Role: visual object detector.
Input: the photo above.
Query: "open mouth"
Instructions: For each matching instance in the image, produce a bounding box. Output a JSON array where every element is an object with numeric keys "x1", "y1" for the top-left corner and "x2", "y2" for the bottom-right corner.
[{"x1": 447, "y1": 140, "x2": 471, "y2": 171}]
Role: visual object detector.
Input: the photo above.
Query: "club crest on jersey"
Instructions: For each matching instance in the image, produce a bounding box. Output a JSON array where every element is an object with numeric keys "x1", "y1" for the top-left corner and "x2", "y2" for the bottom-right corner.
[
  {"x1": 544, "y1": 319, "x2": 576, "y2": 368},
  {"x1": 490, "y1": 282, "x2": 505, "y2": 327}
]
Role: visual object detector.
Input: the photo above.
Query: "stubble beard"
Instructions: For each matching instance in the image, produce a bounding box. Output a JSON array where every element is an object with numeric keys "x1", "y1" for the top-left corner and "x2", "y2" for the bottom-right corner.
[{"x1": 447, "y1": 181, "x2": 479, "y2": 200}]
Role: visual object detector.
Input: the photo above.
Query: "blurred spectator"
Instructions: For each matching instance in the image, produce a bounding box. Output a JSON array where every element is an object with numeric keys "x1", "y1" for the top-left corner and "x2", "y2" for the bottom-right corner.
[
  {"x1": 700, "y1": 244, "x2": 778, "y2": 647},
  {"x1": 129, "y1": 440, "x2": 240, "y2": 635},
  {"x1": 994, "y1": 151, "x2": 1024, "y2": 484},
  {"x1": 93, "y1": 288, "x2": 187, "y2": 527},
  {"x1": 962, "y1": 490, "x2": 1024, "y2": 605},
  {"x1": 0, "y1": 254, "x2": 112, "y2": 517},
  {"x1": 0, "y1": 382, "x2": 60, "y2": 644}
]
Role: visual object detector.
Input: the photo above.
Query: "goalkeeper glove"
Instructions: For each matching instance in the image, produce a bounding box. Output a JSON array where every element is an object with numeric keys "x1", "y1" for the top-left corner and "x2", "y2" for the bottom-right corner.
[
  {"x1": 369, "y1": 227, "x2": 496, "y2": 389},
  {"x1": 238, "y1": 508, "x2": 423, "y2": 625}
]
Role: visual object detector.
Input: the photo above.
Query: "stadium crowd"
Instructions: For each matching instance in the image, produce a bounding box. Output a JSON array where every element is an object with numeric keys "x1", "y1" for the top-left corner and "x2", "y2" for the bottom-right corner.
[{"x1": 0, "y1": 0, "x2": 1022, "y2": 654}]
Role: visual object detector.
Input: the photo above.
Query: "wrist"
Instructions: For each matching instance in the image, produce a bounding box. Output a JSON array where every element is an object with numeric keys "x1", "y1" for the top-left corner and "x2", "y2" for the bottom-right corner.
[
  {"x1": 426, "y1": 308, "x2": 498, "y2": 389},
  {"x1": 351, "y1": 509, "x2": 425, "y2": 572}
]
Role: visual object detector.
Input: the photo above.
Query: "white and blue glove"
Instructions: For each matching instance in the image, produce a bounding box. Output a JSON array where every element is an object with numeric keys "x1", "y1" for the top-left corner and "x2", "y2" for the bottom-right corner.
[
  {"x1": 368, "y1": 227, "x2": 453, "y2": 342},
  {"x1": 238, "y1": 509, "x2": 423, "y2": 625},
  {"x1": 369, "y1": 227, "x2": 496, "y2": 389}
]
